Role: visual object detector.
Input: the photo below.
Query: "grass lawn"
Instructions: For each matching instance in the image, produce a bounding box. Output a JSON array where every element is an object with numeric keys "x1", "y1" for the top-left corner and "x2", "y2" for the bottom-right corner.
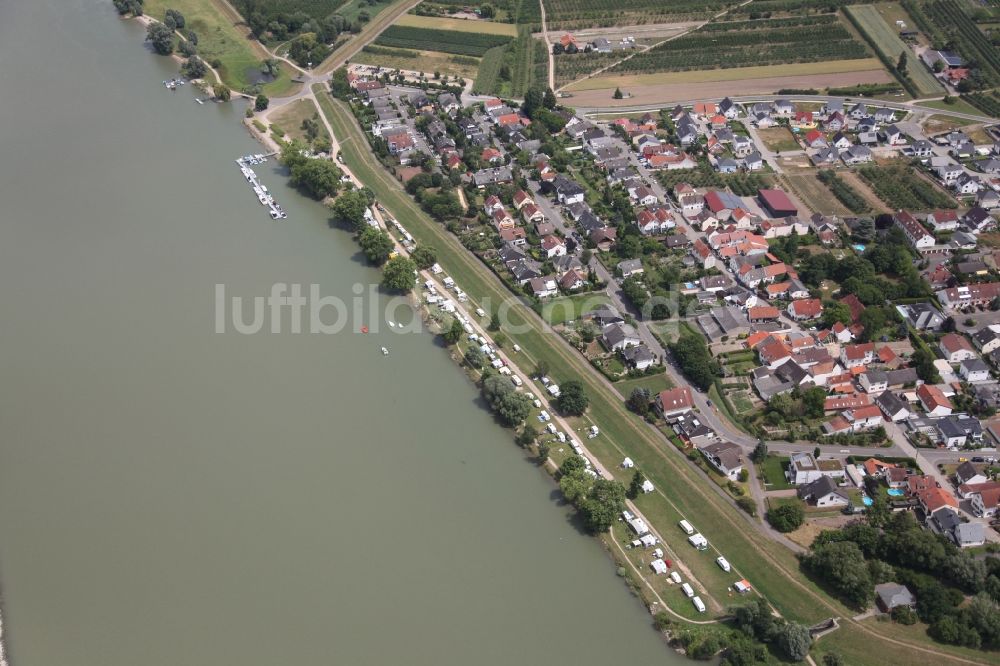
[
  {"x1": 354, "y1": 47, "x2": 481, "y2": 79},
  {"x1": 540, "y1": 292, "x2": 609, "y2": 325},
  {"x1": 144, "y1": 0, "x2": 296, "y2": 95},
  {"x1": 266, "y1": 98, "x2": 329, "y2": 145},
  {"x1": 616, "y1": 373, "x2": 674, "y2": 397},
  {"x1": 760, "y1": 456, "x2": 793, "y2": 491},
  {"x1": 728, "y1": 390, "x2": 755, "y2": 414},
  {"x1": 757, "y1": 127, "x2": 800, "y2": 153},
  {"x1": 564, "y1": 59, "x2": 885, "y2": 91},
  {"x1": 338, "y1": 0, "x2": 397, "y2": 24},
  {"x1": 918, "y1": 98, "x2": 987, "y2": 117},
  {"x1": 314, "y1": 89, "x2": 993, "y2": 666},
  {"x1": 395, "y1": 13, "x2": 518, "y2": 36}
]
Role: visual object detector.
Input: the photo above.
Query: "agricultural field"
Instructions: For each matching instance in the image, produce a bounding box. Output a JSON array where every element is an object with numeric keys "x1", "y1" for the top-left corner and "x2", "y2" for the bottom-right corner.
[
  {"x1": 232, "y1": 0, "x2": 348, "y2": 22},
  {"x1": 962, "y1": 91, "x2": 1000, "y2": 117},
  {"x1": 394, "y1": 13, "x2": 519, "y2": 35},
  {"x1": 553, "y1": 52, "x2": 621, "y2": 88},
  {"x1": 844, "y1": 4, "x2": 944, "y2": 96},
  {"x1": 543, "y1": 0, "x2": 733, "y2": 29},
  {"x1": 857, "y1": 162, "x2": 956, "y2": 210},
  {"x1": 375, "y1": 24, "x2": 514, "y2": 56},
  {"x1": 782, "y1": 173, "x2": 854, "y2": 216},
  {"x1": 144, "y1": 0, "x2": 296, "y2": 95},
  {"x1": 816, "y1": 170, "x2": 872, "y2": 214},
  {"x1": 903, "y1": 0, "x2": 1000, "y2": 85},
  {"x1": 355, "y1": 45, "x2": 482, "y2": 78},
  {"x1": 608, "y1": 15, "x2": 869, "y2": 74}
]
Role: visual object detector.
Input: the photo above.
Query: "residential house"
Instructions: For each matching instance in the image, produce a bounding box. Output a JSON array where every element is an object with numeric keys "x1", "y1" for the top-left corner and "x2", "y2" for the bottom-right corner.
[
  {"x1": 841, "y1": 342, "x2": 875, "y2": 369},
  {"x1": 617, "y1": 258, "x2": 644, "y2": 278},
  {"x1": 787, "y1": 298, "x2": 823, "y2": 321},
  {"x1": 529, "y1": 276, "x2": 558, "y2": 298},
  {"x1": 897, "y1": 302, "x2": 946, "y2": 331},
  {"x1": 859, "y1": 370, "x2": 889, "y2": 394},
  {"x1": 917, "y1": 384, "x2": 953, "y2": 416},
  {"x1": 786, "y1": 452, "x2": 845, "y2": 485},
  {"x1": 939, "y1": 333, "x2": 977, "y2": 363},
  {"x1": 937, "y1": 282, "x2": 1000, "y2": 309},
  {"x1": 926, "y1": 210, "x2": 959, "y2": 232},
  {"x1": 698, "y1": 441, "x2": 744, "y2": 481},
  {"x1": 895, "y1": 211, "x2": 935, "y2": 249},
  {"x1": 970, "y1": 486, "x2": 1000, "y2": 518},
  {"x1": 655, "y1": 387, "x2": 694, "y2": 418},
  {"x1": 960, "y1": 358, "x2": 991, "y2": 382},
  {"x1": 956, "y1": 461, "x2": 988, "y2": 486},
  {"x1": 876, "y1": 391, "x2": 911, "y2": 421},
  {"x1": 601, "y1": 322, "x2": 641, "y2": 351},
  {"x1": 622, "y1": 344, "x2": 656, "y2": 371},
  {"x1": 973, "y1": 325, "x2": 1000, "y2": 354},
  {"x1": 798, "y1": 476, "x2": 849, "y2": 507},
  {"x1": 540, "y1": 235, "x2": 567, "y2": 258},
  {"x1": 553, "y1": 176, "x2": 586, "y2": 205}
]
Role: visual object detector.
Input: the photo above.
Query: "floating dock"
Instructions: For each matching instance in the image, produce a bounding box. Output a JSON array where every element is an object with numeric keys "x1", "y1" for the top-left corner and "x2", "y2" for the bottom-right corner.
[{"x1": 235, "y1": 154, "x2": 286, "y2": 219}]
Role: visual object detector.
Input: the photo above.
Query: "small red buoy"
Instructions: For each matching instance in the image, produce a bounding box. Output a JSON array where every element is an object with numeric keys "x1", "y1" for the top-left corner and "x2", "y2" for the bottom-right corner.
[{"x1": 361, "y1": 326, "x2": 369, "y2": 334}]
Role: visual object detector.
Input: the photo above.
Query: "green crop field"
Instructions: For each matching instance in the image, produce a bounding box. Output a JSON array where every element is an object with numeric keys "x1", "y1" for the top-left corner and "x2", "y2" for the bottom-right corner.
[
  {"x1": 858, "y1": 162, "x2": 956, "y2": 211},
  {"x1": 544, "y1": 0, "x2": 732, "y2": 28},
  {"x1": 375, "y1": 24, "x2": 513, "y2": 56},
  {"x1": 903, "y1": 0, "x2": 1000, "y2": 85},
  {"x1": 844, "y1": 5, "x2": 944, "y2": 96},
  {"x1": 609, "y1": 14, "x2": 869, "y2": 74}
]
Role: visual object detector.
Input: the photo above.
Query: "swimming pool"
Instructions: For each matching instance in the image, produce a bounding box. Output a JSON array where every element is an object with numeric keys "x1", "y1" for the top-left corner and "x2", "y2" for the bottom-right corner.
[
  {"x1": 862, "y1": 495, "x2": 873, "y2": 507},
  {"x1": 852, "y1": 244, "x2": 866, "y2": 253},
  {"x1": 887, "y1": 488, "x2": 904, "y2": 497}
]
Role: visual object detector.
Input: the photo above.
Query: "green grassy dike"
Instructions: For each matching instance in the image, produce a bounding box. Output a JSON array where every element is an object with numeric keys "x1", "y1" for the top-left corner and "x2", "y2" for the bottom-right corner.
[{"x1": 313, "y1": 86, "x2": 992, "y2": 666}]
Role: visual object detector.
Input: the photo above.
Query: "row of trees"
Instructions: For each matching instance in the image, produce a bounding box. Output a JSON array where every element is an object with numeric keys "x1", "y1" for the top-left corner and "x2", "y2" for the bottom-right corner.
[{"x1": 280, "y1": 140, "x2": 343, "y2": 200}]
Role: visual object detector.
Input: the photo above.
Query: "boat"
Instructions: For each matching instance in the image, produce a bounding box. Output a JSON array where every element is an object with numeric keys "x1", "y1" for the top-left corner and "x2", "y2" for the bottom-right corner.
[
  {"x1": 381, "y1": 347, "x2": 389, "y2": 356},
  {"x1": 388, "y1": 321, "x2": 396, "y2": 328},
  {"x1": 270, "y1": 209, "x2": 280, "y2": 219},
  {"x1": 195, "y1": 98, "x2": 204, "y2": 105}
]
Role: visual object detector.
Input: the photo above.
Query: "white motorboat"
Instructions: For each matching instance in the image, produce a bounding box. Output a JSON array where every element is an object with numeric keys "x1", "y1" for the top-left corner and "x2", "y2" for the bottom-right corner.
[{"x1": 381, "y1": 347, "x2": 389, "y2": 355}]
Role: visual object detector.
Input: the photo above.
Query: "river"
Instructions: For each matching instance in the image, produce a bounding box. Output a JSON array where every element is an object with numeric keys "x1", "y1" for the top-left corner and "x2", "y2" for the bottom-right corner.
[{"x1": 0, "y1": 1, "x2": 685, "y2": 664}]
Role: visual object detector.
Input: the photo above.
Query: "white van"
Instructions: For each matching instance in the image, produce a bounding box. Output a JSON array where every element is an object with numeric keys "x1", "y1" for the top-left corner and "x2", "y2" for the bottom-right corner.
[
  {"x1": 546, "y1": 423, "x2": 557, "y2": 434},
  {"x1": 716, "y1": 556, "x2": 731, "y2": 572},
  {"x1": 678, "y1": 519, "x2": 694, "y2": 535},
  {"x1": 556, "y1": 431, "x2": 566, "y2": 443},
  {"x1": 475, "y1": 308, "x2": 486, "y2": 317},
  {"x1": 670, "y1": 571, "x2": 682, "y2": 584},
  {"x1": 681, "y1": 583, "x2": 694, "y2": 598},
  {"x1": 692, "y1": 596, "x2": 706, "y2": 613}
]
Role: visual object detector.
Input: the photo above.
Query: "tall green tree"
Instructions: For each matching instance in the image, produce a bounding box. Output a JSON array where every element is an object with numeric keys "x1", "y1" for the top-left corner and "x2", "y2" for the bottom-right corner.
[
  {"x1": 146, "y1": 22, "x2": 175, "y2": 55},
  {"x1": 358, "y1": 227, "x2": 394, "y2": 264},
  {"x1": 382, "y1": 256, "x2": 416, "y2": 292},
  {"x1": 556, "y1": 380, "x2": 589, "y2": 415},
  {"x1": 329, "y1": 189, "x2": 369, "y2": 230}
]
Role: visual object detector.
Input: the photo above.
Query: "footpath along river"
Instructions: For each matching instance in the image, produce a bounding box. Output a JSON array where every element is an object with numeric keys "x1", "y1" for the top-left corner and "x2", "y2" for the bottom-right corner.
[{"x1": 0, "y1": 1, "x2": 688, "y2": 664}]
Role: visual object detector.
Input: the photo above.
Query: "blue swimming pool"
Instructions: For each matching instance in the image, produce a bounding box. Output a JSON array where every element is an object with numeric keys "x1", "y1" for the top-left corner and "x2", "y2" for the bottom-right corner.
[
  {"x1": 853, "y1": 244, "x2": 866, "y2": 253},
  {"x1": 887, "y1": 488, "x2": 904, "y2": 497},
  {"x1": 862, "y1": 495, "x2": 873, "y2": 507}
]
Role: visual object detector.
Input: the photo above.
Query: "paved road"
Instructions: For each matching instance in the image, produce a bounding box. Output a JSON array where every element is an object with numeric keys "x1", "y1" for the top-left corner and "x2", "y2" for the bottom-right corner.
[{"x1": 577, "y1": 94, "x2": 995, "y2": 123}]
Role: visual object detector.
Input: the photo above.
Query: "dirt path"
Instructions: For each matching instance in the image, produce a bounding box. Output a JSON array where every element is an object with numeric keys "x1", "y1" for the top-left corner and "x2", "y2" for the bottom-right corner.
[
  {"x1": 838, "y1": 170, "x2": 891, "y2": 214},
  {"x1": 539, "y1": 0, "x2": 555, "y2": 91}
]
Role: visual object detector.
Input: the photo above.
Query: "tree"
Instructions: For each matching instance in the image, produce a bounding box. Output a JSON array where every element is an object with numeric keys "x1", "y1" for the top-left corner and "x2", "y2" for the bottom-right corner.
[
  {"x1": 543, "y1": 87, "x2": 557, "y2": 109},
  {"x1": 489, "y1": 312, "x2": 501, "y2": 331},
  {"x1": 912, "y1": 348, "x2": 942, "y2": 383},
  {"x1": 750, "y1": 440, "x2": 768, "y2": 463},
  {"x1": 255, "y1": 94, "x2": 269, "y2": 111},
  {"x1": 288, "y1": 159, "x2": 341, "y2": 199},
  {"x1": 358, "y1": 227, "x2": 394, "y2": 264},
  {"x1": 859, "y1": 307, "x2": 888, "y2": 341},
  {"x1": 626, "y1": 470, "x2": 645, "y2": 499},
  {"x1": 803, "y1": 540, "x2": 874, "y2": 608},
  {"x1": 626, "y1": 387, "x2": 650, "y2": 415},
  {"x1": 522, "y1": 86, "x2": 543, "y2": 119},
  {"x1": 668, "y1": 331, "x2": 717, "y2": 391},
  {"x1": 767, "y1": 502, "x2": 804, "y2": 532},
  {"x1": 515, "y1": 423, "x2": 537, "y2": 448},
  {"x1": 146, "y1": 22, "x2": 175, "y2": 55},
  {"x1": 613, "y1": 87, "x2": 623, "y2": 99},
  {"x1": 479, "y1": 2, "x2": 496, "y2": 17},
  {"x1": 556, "y1": 380, "x2": 589, "y2": 415},
  {"x1": 213, "y1": 84, "x2": 231, "y2": 102},
  {"x1": 821, "y1": 300, "x2": 852, "y2": 328},
  {"x1": 775, "y1": 622, "x2": 813, "y2": 661},
  {"x1": 114, "y1": 0, "x2": 144, "y2": 16},
  {"x1": 181, "y1": 55, "x2": 207, "y2": 79},
  {"x1": 442, "y1": 317, "x2": 464, "y2": 345},
  {"x1": 382, "y1": 256, "x2": 416, "y2": 292},
  {"x1": 802, "y1": 386, "x2": 827, "y2": 418},
  {"x1": 580, "y1": 479, "x2": 626, "y2": 533},
  {"x1": 720, "y1": 634, "x2": 768, "y2": 666},
  {"x1": 464, "y1": 346, "x2": 484, "y2": 369},
  {"x1": 731, "y1": 596, "x2": 776, "y2": 640},
  {"x1": 410, "y1": 245, "x2": 437, "y2": 270},
  {"x1": 897, "y1": 52, "x2": 908, "y2": 75},
  {"x1": 165, "y1": 8, "x2": 185, "y2": 28},
  {"x1": 330, "y1": 189, "x2": 369, "y2": 230},
  {"x1": 823, "y1": 654, "x2": 845, "y2": 666}
]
